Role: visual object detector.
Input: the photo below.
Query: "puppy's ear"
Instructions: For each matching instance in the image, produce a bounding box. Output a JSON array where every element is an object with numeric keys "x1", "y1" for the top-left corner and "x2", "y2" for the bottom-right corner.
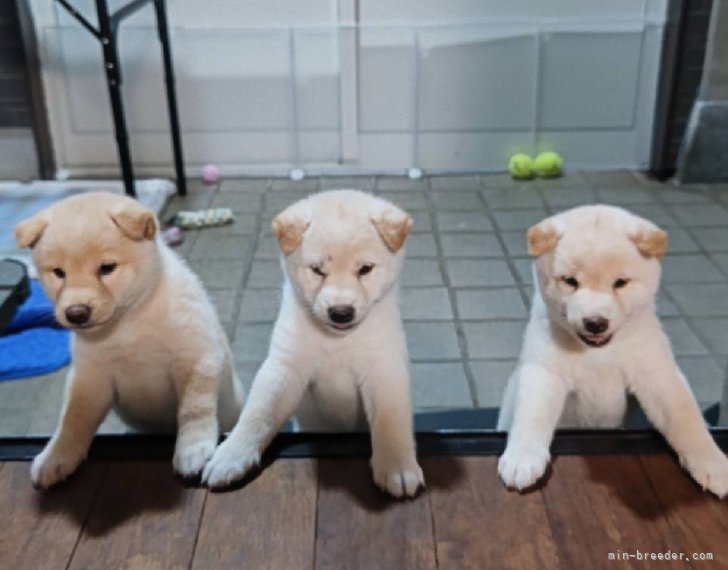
[
  {"x1": 15, "y1": 208, "x2": 51, "y2": 248},
  {"x1": 109, "y1": 200, "x2": 157, "y2": 241},
  {"x1": 629, "y1": 219, "x2": 668, "y2": 259},
  {"x1": 370, "y1": 204, "x2": 412, "y2": 253},
  {"x1": 527, "y1": 219, "x2": 562, "y2": 257},
  {"x1": 272, "y1": 200, "x2": 312, "y2": 254}
]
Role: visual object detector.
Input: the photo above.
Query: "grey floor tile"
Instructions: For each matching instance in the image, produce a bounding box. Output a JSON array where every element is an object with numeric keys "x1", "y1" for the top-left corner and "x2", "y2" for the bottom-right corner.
[
  {"x1": 672, "y1": 205, "x2": 728, "y2": 227},
  {"x1": 662, "y1": 228, "x2": 701, "y2": 254},
  {"x1": 656, "y1": 292, "x2": 680, "y2": 317},
  {"x1": 247, "y1": 260, "x2": 284, "y2": 288},
  {"x1": 481, "y1": 187, "x2": 544, "y2": 210},
  {"x1": 691, "y1": 228, "x2": 728, "y2": 252},
  {"x1": 218, "y1": 178, "x2": 269, "y2": 194},
  {"x1": 405, "y1": 322, "x2": 461, "y2": 360},
  {"x1": 492, "y1": 209, "x2": 548, "y2": 231},
  {"x1": 266, "y1": 192, "x2": 309, "y2": 213},
  {"x1": 201, "y1": 214, "x2": 257, "y2": 236},
  {"x1": 401, "y1": 287, "x2": 454, "y2": 320},
  {"x1": 533, "y1": 172, "x2": 588, "y2": 188},
  {"x1": 540, "y1": 187, "x2": 596, "y2": 208},
  {"x1": 208, "y1": 289, "x2": 238, "y2": 323},
  {"x1": 211, "y1": 192, "x2": 264, "y2": 213},
  {"x1": 455, "y1": 288, "x2": 528, "y2": 319},
  {"x1": 666, "y1": 283, "x2": 728, "y2": 316},
  {"x1": 409, "y1": 210, "x2": 433, "y2": 233},
  {"x1": 581, "y1": 170, "x2": 637, "y2": 187},
  {"x1": 709, "y1": 253, "x2": 728, "y2": 275},
  {"x1": 500, "y1": 230, "x2": 529, "y2": 257},
  {"x1": 232, "y1": 323, "x2": 274, "y2": 363},
  {"x1": 662, "y1": 255, "x2": 724, "y2": 283},
  {"x1": 436, "y1": 211, "x2": 493, "y2": 232},
  {"x1": 319, "y1": 176, "x2": 375, "y2": 191},
  {"x1": 662, "y1": 319, "x2": 709, "y2": 356},
  {"x1": 687, "y1": 318, "x2": 728, "y2": 355},
  {"x1": 657, "y1": 188, "x2": 714, "y2": 206},
  {"x1": 402, "y1": 259, "x2": 444, "y2": 286},
  {"x1": 270, "y1": 178, "x2": 319, "y2": 192},
  {"x1": 445, "y1": 259, "x2": 516, "y2": 287},
  {"x1": 411, "y1": 362, "x2": 473, "y2": 409},
  {"x1": 480, "y1": 173, "x2": 534, "y2": 190},
  {"x1": 375, "y1": 177, "x2": 428, "y2": 191},
  {"x1": 463, "y1": 321, "x2": 526, "y2": 359},
  {"x1": 430, "y1": 191, "x2": 484, "y2": 211},
  {"x1": 676, "y1": 355, "x2": 724, "y2": 403},
  {"x1": 189, "y1": 258, "x2": 245, "y2": 290},
  {"x1": 405, "y1": 233, "x2": 438, "y2": 257},
  {"x1": 471, "y1": 360, "x2": 517, "y2": 407},
  {"x1": 596, "y1": 187, "x2": 656, "y2": 205},
  {"x1": 377, "y1": 191, "x2": 428, "y2": 211},
  {"x1": 627, "y1": 204, "x2": 678, "y2": 227},
  {"x1": 190, "y1": 234, "x2": 251, "y2": 260},
  {"x1": 440, "y1": 233, "x2": 504, "y2": 258},
  {"x1": 512, "y1": 258, "x2": 535, "y2": 285},
  {"x1": 429, "y1": 175, "x2": 482, "y2": 191},
  {"x1": 0, "y1": 373, "x2": 48, "y2": 410},
  {"x1": 239, "y1": 288, "x2": 281, "y2": 322},
  {"x1": 254, "y1": 237, "x2": 281, "y2": 259}
]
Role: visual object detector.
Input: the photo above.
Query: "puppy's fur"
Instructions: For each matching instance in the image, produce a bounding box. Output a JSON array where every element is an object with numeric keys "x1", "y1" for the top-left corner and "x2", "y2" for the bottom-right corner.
[
  {"x1": 498, "y1": 205, "x2": 728, "y2": 497},
  {"x1": 202, "y1": 189, "x2": 424, "y2": 497},
  {"x1": 15, "y1": 192, "x2": 244, "y2": 488}
]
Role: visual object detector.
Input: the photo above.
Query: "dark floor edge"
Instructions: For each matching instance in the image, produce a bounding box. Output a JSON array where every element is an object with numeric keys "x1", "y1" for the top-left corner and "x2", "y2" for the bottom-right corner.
[{"x1": 1, "y1": 429, "x2": 727, "y2": 461}]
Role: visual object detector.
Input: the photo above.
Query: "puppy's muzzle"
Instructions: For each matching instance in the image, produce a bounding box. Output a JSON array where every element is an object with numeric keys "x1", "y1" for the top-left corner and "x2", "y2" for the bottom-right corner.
[
  {"x1": 583, "y1": 317, "x2": 608, "y2": 335},
  {"x1": 328, "y1": 305, "x2": 355, "y2": 326},
  {"x1": 65, "y1": 304, "x2": 92, "y2": 326}
]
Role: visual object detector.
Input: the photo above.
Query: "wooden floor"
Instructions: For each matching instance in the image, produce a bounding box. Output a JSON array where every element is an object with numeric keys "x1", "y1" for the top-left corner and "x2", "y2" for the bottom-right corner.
[{"x1": 1, "y1": 454, "x2": 727, "y2": 569}]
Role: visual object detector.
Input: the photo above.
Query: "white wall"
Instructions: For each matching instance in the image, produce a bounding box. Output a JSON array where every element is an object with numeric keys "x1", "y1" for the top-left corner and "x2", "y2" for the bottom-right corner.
[{"x1": 30, "y1": 0, "x2": 667, "y2": 177}]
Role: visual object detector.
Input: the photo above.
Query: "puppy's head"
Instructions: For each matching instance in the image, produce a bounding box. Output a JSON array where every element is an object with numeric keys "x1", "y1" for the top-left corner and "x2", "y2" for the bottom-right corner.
[
  {"x1": 272, "y1": 189, "x2": 411, "y2": 333},
  {"x1": 15, "y1": 191, "x2": 160, "y2": 333},
  {"x1": 527, "y1": 205, "x2": 667, "y2": 349}
]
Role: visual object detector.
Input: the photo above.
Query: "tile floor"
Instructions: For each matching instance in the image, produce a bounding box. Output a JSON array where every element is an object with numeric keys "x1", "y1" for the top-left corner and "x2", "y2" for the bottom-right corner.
[{"x1": 2, "y1": 171, "x2": 728, "y2": 435}]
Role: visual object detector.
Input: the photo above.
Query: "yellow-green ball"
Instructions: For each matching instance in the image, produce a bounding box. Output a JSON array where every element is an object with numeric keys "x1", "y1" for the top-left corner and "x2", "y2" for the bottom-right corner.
[
  {"x1": 534, "y1": 151, "x2": 563, "y2": 178},
  {"x1": 508, "y1": 153, "x2": 534, "y2": 180}
]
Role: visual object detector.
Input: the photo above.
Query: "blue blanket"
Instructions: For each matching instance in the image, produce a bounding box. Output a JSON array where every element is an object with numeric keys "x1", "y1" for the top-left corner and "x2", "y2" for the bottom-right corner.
[{"x1": 0, "y1": 280, "x2": 70, "y2": 381}]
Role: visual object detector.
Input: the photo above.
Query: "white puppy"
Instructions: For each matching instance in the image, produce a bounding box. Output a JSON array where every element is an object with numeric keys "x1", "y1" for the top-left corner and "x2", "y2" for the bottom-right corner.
[
  {"x1": 202, "y1": 189, "x2": 424, "y2": 498},
  {"x1": 498, "y1": 205, "x2": 728, "y2": 497},
  {"x1": 15, "y1": 192, "x2": 244, "y2": 488}
]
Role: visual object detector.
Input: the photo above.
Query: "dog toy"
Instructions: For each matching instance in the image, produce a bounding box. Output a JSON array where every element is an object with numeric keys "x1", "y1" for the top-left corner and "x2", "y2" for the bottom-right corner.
[
  {"x1": 508, "y1": 153, "x2": 534, "y2": 180},
  {"x1": 170, "y1": 208, "x2": 234, "y2": 229},
  {"x1": 534, "y1": 151, "x2": 563, "y2": 178},
  {"x1": 201, "y1": 164, "x2": 220, "y2": 184}
]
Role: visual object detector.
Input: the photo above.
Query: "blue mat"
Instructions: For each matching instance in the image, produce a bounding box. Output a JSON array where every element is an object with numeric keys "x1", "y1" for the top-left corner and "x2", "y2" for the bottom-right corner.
[{"x1": 0, "y1": 280, "x2": 70, "y2": 382}]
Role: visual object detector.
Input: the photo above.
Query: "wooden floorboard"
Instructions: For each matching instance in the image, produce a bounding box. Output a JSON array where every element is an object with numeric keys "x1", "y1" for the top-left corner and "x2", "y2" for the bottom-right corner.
[
  {"x1": 67, "y1": 462, "x2": 206, "y2": 570},
  {"x1": 0, "y1": 461, "x2": 106, "y2": 570},
  {"x1": 641, "y1": 454, "x2": 728, "y2": 566},
  {"x1": 541, "y1": 455, "x2": 691, "y2": 569},
  {"x1": 192, "y1": 459, "x2": 318, "y2": 570},
  {"x1": 425, "y1": 456, "x2": 561, "y2": 570},
  {"x1": 315, "y1": 458, "x2": 437, "y2": 570}
]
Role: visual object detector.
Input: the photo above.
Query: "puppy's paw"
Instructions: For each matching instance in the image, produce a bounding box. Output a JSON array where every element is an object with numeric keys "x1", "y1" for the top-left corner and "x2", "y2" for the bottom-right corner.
[
  {"x1": 371, "y1": 454, "x2": 424, "y2": 499},
  {"x1": 30, "y1": 446, "x2": 85, "y2": 489},
  {"x1": 173, "y1": 438, "x2": 217, "y2": 478},
  {"x1": 685, "y1": 452, "x2": 728, "y2": 499},
  {"x1": 498, "y1": 446, "x2": 550, "y2": 491},
  {"x1": 201, "y1": 440, "x2": 260, "y2": 489}
]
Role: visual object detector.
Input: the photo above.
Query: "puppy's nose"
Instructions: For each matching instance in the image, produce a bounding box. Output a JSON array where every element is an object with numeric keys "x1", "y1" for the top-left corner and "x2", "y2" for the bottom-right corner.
[
  {"x1": 328, "y1": 305, "x2": 355, "y2": 324},
  {"x1": 65, "y1": 304, "x2": 92, "y2": 325},
  {"x1": 583, "y1": 317, "x2": 608, "y2": 334}
]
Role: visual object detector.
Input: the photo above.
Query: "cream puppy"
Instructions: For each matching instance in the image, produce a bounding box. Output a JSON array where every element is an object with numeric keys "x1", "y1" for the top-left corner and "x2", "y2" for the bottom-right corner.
[
  {"x1": 202, "y1": 189, "x2": 424, "y2": 498},
  {"x1": 498, "y1": 205, "x2": 728, "y2": 497},
  {"x1": 15, "y1": 192, "x2": 244, "y2": 488}
]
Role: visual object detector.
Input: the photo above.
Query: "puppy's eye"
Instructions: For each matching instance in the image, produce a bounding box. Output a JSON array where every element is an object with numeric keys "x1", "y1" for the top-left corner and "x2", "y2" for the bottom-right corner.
[
  {"x1": 311, "y1": 265, "x2": 326, "y2": 278},
  {"x1": 99, "y1": 262, "x2": 118, "y2": 276},
  {"x1": 614, "y1": 278, "x2": 629, "y2": 289},
  {"x1": 358, "y1": 264, "x2": 375, "y2": 277},
  {"x1": 562, "y1": 276, "x2": 579, "y2": 289},
  {"x1": 52, "y1": 268, "x2": 65, "y2": 279}
]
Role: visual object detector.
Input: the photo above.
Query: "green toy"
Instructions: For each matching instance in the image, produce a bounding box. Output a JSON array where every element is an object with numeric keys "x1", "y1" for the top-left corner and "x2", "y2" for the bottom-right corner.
[
  {"x1": 508, "y1": 153, "x2": 534, "y2": 180},
  {"x1": 534, "y1": 151, "x2": 563, "y2": 178}
]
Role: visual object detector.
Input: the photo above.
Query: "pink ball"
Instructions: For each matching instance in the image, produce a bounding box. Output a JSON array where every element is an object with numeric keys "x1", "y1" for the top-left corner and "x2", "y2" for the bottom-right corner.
[{"x1": 201, "y1": 164, "x2": 220, "y2": 184}]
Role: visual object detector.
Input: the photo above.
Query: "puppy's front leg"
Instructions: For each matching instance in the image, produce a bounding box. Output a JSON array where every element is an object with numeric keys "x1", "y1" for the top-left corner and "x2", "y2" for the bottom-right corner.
[
  {"x1": 32, "y1": 365, "x2": 113, "y2": 489},
  {"x1": 630, "y1": 354, "x2": 728, "y2": 498},
  {"x1": 172, "y1": 361, "x2": 221, "y2": 478},
  {"x1": 362, "y1": 359, "x2": 423, "y2": 499},
  {"x1": 498, "y1": 363, "x2": 566, "y2": 491},
  {"x1": 202, "y1": 358, "x2": 306, "y2": 488}
]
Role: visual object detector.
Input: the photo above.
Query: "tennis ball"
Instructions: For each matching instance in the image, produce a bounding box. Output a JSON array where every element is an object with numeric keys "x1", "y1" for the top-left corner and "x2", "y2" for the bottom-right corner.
[
  {"x1": 534, "y1": 151, "x2": 563, "y2": 178},
  {"x1": 508, "y1": 153, "x2": 534, "y2": 180}
]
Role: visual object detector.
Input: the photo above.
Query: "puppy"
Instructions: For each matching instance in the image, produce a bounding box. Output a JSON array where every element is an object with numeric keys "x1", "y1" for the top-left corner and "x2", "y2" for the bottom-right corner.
[
  {"x1": 202, "y1": 189, "x2": 424, "y2": 498},
  {"x1": 497, "y1": 205, "x2": 728, "y2": 497},
  {"x1": 15, "y1": 192, "x2": 244, "y2": 488}
]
